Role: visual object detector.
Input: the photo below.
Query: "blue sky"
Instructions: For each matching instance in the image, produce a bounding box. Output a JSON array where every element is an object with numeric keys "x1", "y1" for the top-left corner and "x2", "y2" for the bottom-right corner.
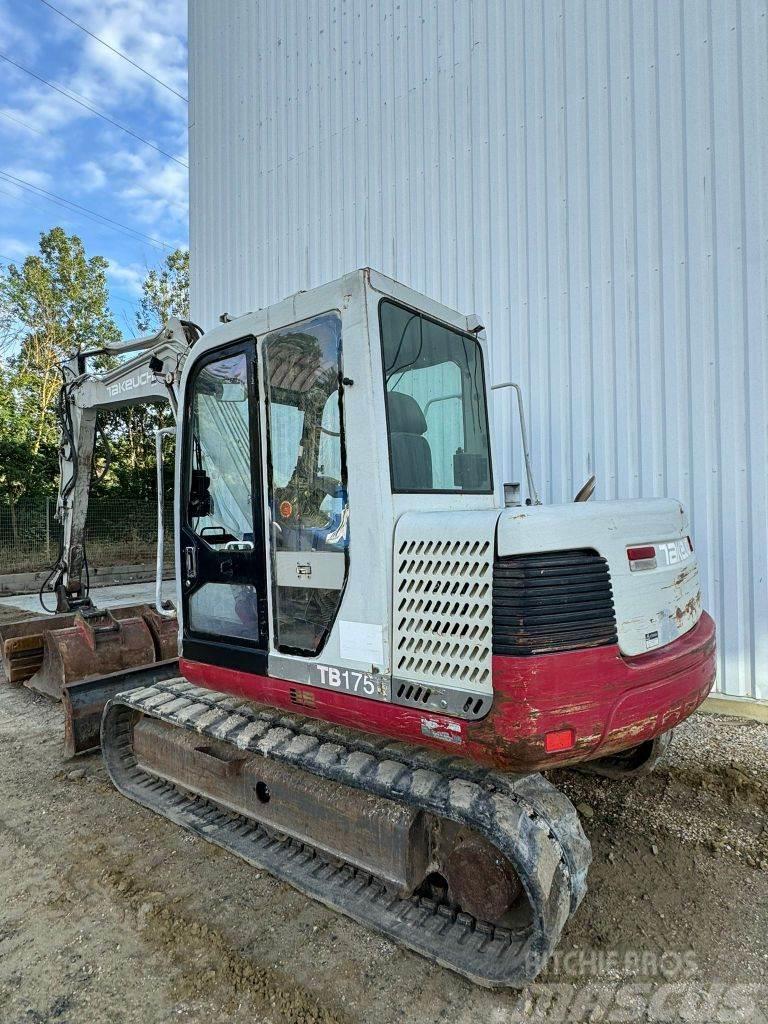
[{"x1": 0, "y1": 0, "x2": 187, "y2": 335}]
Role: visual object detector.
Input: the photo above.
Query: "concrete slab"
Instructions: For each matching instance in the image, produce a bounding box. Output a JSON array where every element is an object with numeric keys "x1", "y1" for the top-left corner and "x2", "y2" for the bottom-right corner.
[{"x1": 0, "y1": 580, "x2": 176, "y2": 615}]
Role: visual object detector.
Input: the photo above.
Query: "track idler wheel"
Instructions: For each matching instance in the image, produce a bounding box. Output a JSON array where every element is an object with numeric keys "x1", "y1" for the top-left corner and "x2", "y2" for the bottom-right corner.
[{"x1": 442, "y1": 833, "x2": 524, "y2": 922}]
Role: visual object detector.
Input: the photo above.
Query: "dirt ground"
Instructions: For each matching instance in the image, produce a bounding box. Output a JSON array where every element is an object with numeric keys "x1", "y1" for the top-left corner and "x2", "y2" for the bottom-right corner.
[{"x1": 0, "y1": 605, "x2": 766, "y2": 1024}]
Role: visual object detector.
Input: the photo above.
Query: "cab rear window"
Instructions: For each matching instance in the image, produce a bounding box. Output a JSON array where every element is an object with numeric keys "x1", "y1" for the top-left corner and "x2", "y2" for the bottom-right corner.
[{"x1": 379, "y1": 300, "x2": 492, "y2": 494}]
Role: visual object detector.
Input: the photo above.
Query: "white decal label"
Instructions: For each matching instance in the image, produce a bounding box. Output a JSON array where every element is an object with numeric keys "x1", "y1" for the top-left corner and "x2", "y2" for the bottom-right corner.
[
  {"x1": 656, "y1": 540, "x2": 692, "y2": 566},
  {"x1": 315, "y1": 664, "x2": 380, "y2": 697},
  {"x1": 645, "y1": 630, "x2": 660, "y2": 650},
  {"x1": 339, "y1": 621, "x2": 384, "y2": 665},
  {"x1": 421, "y1": 718, "x2": 463, "y2": 745},
  {"x1": 106, "y1": 370, "x2": 153, "y2": 398}
]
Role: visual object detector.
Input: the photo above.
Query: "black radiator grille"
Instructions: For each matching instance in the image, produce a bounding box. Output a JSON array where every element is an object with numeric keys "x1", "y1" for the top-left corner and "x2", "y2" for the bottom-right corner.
[{"x1": 493, "y1": 549, "x2": 618, "y2": 656}]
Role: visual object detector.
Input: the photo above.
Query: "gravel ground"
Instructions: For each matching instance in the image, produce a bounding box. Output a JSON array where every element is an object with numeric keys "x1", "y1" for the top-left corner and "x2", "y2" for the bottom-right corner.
[{"x1": 0, "y1": 606, "x2": 766, "y2": 1023}]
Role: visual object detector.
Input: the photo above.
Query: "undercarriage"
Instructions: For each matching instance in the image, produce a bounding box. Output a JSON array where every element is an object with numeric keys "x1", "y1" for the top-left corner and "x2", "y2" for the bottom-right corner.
[{"x1": 102, "y1": 678, "x2": 592, "y2": 987}]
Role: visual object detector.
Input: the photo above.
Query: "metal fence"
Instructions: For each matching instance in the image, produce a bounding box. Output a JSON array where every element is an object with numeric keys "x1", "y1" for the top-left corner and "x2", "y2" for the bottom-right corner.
[{"x1": 0, "y1": 496, "x2": 174, "y2": 576}]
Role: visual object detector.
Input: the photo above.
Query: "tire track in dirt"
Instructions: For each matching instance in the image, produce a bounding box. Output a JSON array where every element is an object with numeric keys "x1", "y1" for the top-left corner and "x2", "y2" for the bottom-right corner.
[{"x1": 0, "y1": 813, "x2": 346, "y2": 1024}]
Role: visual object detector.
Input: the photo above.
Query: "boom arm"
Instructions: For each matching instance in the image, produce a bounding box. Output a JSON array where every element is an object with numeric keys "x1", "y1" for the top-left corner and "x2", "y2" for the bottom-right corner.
[{"x1": 52, "y1": 318, "x2": 198, "y2": 611}]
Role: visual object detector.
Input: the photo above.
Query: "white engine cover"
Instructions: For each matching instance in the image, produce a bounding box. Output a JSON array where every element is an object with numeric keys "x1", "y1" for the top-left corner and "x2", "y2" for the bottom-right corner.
[{"x1": 496, "y1": 498, "x2": 702, "y2": 657}]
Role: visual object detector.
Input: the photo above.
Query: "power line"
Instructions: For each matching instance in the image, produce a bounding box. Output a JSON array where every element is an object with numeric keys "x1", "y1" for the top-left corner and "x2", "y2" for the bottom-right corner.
[
  {"x1": 0, "y1": 109, "x2": 45, "y2": 135},
  {"x1": 0, "y1": 181, "x2": 164, "y2": 252},
  {"x1": 0, "y1": 52, "x2": 188, "y2": 168},
  {"x1": 0, "y1": 178, "x2": 177, "y2": 258},
  {"x1": 0, "y1": 172, "x2": 174, "y2": 252},
  {"x1": 0, "y1": 170, "x2": 175, "y2": 251},
  {"x1": 36, "y1": 0, "x2": 188, "y2": 103},
  {"x1": 0, "y1": 172, "x2": 175, "y2": 253}
]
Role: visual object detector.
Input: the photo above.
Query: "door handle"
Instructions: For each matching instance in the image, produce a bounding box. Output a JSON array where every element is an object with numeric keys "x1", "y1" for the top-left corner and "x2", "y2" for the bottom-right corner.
[
  {"x1": 220, "y1": 558, "x2": 234, "y2": 579},
  {"x1": 184, "y1": 545, "x2": 198, "y2": 580}
]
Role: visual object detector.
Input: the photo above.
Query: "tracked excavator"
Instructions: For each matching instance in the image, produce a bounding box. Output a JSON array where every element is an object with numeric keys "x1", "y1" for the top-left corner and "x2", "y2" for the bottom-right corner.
[
  {"x1": 0, "y1": 318, "x2": 200, "y2": 751},
  {"x1": 12, "y1": 267, "x2": 716, "y2": 985}
]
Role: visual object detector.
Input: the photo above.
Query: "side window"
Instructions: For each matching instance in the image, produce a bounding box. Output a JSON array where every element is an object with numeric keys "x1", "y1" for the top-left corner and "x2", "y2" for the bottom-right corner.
[
  {"x1": 389, "y1": 361, "x2": 463, "y2": 489},
  {"x1": 380, "y1": 301, "x2": 493, "y2": 493},
  {"x1": 263, "y1": 313, "x2": 348, "y2": 655}
]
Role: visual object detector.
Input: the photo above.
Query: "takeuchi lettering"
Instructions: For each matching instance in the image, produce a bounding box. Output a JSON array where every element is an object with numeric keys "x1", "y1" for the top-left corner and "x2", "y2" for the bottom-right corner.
[{"x1": 106, "y1": 371, "x2": 152, "y2": 397}]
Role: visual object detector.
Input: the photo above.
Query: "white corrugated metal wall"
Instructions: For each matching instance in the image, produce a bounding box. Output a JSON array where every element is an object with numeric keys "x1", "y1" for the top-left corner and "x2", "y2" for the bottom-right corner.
[{"x1": 188, "y1": 0, "x2": 768, "y2": 701}]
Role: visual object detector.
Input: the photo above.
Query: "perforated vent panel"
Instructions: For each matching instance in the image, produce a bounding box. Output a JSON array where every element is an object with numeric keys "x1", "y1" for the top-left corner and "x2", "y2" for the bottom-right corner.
[{"x1": 393, "y1": 530, "x2": 494, "y2": 692}]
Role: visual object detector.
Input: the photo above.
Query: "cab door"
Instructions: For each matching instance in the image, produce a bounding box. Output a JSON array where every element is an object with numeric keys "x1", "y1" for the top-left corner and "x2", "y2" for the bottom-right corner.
[{"x1": 179, "y1": 339, "x2": 269, "y2": 671}]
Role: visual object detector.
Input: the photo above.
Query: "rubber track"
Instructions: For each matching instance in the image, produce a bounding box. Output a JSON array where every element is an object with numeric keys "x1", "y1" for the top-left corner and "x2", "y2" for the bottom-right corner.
[{"x1": 101, "y1": 679, "x2": 591, "y2": 987}]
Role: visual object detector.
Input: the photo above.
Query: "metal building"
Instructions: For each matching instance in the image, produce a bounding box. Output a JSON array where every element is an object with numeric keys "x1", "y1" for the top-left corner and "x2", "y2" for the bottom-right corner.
[{"x1": 188, "y1": 0, "x2": 767, "y2": 704}]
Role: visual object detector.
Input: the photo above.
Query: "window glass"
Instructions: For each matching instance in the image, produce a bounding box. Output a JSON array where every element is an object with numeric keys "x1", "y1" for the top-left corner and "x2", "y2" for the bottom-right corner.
[
  {"x1": 263, "y1": 313, "x2": 348, "y2": 654},
  {"x1": 380, "y1": 301, "x2": 492, "y2": 493},
  {"x1": 187, "y1": 351, "x2": 254, "y2": 548},
  {"x1": 185, "y1": 349, "x2": 262, "y2": 643},
  {"x1": 188, "y1": 583, "x2": 259, "y2": 640}
]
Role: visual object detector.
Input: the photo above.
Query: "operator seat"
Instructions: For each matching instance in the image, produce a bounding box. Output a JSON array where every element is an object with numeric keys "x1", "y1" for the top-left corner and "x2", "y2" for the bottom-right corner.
[{"x1": 386, "y1": 391, "x2": 433, "y2": 490}]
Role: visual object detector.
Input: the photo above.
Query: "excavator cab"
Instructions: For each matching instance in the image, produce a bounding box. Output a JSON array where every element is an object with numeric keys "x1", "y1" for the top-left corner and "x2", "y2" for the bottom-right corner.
[
  {"x1": 169, "y1": 267, "x2": 713, "y2": 754},
  {"x1": 175, "y1": 270, "x2": 501, "y2": 681}
]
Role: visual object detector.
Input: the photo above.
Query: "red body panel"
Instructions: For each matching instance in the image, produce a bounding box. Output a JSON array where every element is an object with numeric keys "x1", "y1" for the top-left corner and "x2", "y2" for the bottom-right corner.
[{"x1": 180, "y1": 611, "x2": 716, "y2": 772}]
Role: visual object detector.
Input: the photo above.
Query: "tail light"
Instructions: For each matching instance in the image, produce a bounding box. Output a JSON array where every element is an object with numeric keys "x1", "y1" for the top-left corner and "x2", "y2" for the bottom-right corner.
[
  {"x1": 627, "y1": 545, "x2": 657, "y2": 571},
  {"x1": 545, "y1": 728, "x2": 576, "y2": 753}
]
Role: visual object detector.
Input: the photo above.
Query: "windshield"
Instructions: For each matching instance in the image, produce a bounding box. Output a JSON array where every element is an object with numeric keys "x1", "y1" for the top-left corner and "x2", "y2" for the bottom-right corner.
[
  {"x1": 380, "y1": 300, "x2": 492, "y2": 493},
  {"x1": 188, "y1": 351, "x2": 253, "y2": 547}
]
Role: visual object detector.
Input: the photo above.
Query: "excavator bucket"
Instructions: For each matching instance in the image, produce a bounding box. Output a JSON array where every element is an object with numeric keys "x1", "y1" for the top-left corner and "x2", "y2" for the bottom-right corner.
[
  {"x1": 0, "y1": 604, "x2": 178, "y2": 700},
  {"x1": 0, "y1": 613, "x2": 78, "y2": 685},
  {"x1": 61, "y1": 657, "x2": 180, "y2": 757}
]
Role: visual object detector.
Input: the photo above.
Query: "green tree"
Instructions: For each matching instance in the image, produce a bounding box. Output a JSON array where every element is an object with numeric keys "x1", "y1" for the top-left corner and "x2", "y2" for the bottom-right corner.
[
  {"x1": 0, "y1": 228, "x2": 120, "y2": 525},
  {"x1": 136, "y1": 247, "x2": 189, "y2": 332}
]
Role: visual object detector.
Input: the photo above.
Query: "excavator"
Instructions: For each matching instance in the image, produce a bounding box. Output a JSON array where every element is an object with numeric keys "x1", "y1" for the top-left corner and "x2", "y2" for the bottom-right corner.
[
  {"x1": 9, "y1": 268, "x2": 717, "y2": 985},
  {"x1": 0, "y1": 318, "x2": 197, "y2": 752}
]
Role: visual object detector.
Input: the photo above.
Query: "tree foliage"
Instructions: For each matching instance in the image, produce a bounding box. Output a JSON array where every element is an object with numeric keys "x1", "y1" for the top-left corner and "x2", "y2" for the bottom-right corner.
[
  {"x1": 0, "y1": 234, "x2": 192, "y2": 533},
  {"x1": 136, "y1": 247, "x2": 189, "y2": 332},
  {"x1": 0, "y1": 228, "x2": 120, "y2": 514}
]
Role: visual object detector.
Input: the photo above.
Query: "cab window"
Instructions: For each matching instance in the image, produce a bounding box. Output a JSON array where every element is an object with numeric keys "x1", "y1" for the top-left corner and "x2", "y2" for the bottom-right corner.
[
  {"x1": 263, "y1": 313, "x2": 348, "y2": 655},
  {"x1": 380, "y1": 300, "x2": 492, "y2": 493}
]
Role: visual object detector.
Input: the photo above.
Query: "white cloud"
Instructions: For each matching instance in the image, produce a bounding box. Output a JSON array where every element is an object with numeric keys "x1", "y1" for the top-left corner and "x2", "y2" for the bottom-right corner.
[
  {"x1": 107, "y1": 147, "x2": 188, "y2": 233},
  {"x1": 48, "y1": 0, "x2": 188, "y2": 115},
  {"x1": 106, "y1": 257, "x2": 145, "y2": 296},
  {"x1": 79, "y1": 160, "x2": 107, "y2": 191},
  {"x1": 0, "y1": 0, "x2": 189, "y2": 257},
  {"x1": 1, "y1": 0, "x2": 188, "y2": 159}
]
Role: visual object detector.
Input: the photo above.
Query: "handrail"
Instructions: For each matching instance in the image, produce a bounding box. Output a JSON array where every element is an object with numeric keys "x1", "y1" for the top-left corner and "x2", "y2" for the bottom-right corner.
[
  {"x1": 155, "y1": 426, "x2": 177, "y2": 618},
  {"x1": 490, "y1": 381, "x2": 542, "y2": 506}
]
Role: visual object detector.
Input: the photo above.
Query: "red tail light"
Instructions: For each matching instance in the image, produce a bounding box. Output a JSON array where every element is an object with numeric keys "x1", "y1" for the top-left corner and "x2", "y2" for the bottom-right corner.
[
  {"x1": 545, "y1": 728, "x2": 576, "y2": 753},
  {"x1": 627, "y1": 545, "x2": 657, "y2": 571}
]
